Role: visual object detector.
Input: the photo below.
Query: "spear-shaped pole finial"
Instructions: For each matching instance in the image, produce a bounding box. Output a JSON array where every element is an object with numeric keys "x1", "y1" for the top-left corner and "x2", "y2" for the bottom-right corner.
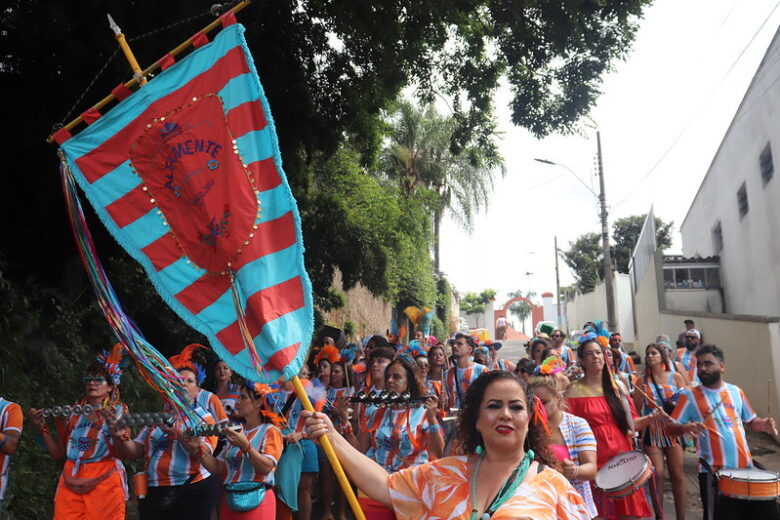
[{"x1": 107, "y1": 13, "x2": 147, "y2": 86}]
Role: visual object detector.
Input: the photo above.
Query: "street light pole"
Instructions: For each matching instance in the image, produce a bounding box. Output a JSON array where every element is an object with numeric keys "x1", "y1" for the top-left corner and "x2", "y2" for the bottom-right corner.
[
  {"x1": 554, "y1": 236, "x2": 562, "y2": 326},
  {"x1": 596, "y1": 131, "x2": 618, "y2": 331}
]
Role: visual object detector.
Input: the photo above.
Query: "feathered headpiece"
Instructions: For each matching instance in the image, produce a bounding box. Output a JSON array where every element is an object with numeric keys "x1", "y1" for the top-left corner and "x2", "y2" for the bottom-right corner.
[
  {"x1": 533, "y1": 355, "x2": 565, "y2": 376},
  {"x1": 579, "y1": 321, "x2": 620, "y2": 396},
  {"x1": 97, "y1": 343, "x2": 128, "y2": 385},
  {"x1": 314, "y1": 344, "x2": 340, "y2": 366},
  {"x1": 301, "y1": 377, "x2": 327, "y2": 412},
  {"x1": 169, "y1": 343, "x2": 208, "y2": 386},
  {"x1": 532, "y1": 394, "x2": 550, "y2": 436},
  {"x1": 341, "y1": 343, "x2": 360, "y2": 364},
  {"x1": 402, "y1": 340, "x2": 428, "y2": 358},
  {"x1": 247, "y1": 382, "x2": 284, "y2": 427}
]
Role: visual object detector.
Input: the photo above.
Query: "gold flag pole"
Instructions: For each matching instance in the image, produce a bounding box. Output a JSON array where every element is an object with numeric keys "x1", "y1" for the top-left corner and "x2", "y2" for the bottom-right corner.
[
  {"x1": 46, "y1": 0, "x2": 252, "y2": 143},
  {"x1": 107, "y1": 14, "x2": 147, "y2": 85},
  {"x1": 291, "y1": 375, "x2": 366, "y2": 520}
]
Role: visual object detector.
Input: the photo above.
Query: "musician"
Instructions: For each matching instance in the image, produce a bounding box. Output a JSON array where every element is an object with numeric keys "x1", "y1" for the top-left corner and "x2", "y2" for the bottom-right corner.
[
  {"x1": 322, "y1": 360, "x2": 352, "y2": 520},
  {"x1": 566, "y1": 338, "x2": 656, "y2": 519},
  {"x1": 355, "y1": 356, "x2": 443, "y2": 473},
  {"x1": 445, "y1": 333, "x2": 488, "y2": 409},
  {"x1": 550, "y1": 329, "x2": 576, "y2": 367},
  {"x1": 635, "y1": 343, "x2": 688, "y2": 520},
  {"x1": 675, "y1": 329, "x2": 702, "y2": 384},
  {"x1": 28, "y1": 345, "x2": 129, "y2": 520},
  {"x1": 529, "y1": 375, "x2": 598, "y2": 519},
  {"x1": 207, "y1": 360, "x2": 241, "y2": 417},
  {"x1": 665, "y1": 344, "x2": 778, "y2": 519},
  {"x1": 110, "y1": 353, "x2": 219, "y2": 520},
  {"x1": 0, "y1": 396, "x2": 22, "y2": 515},
  {"x1": 188, "y1": 383, "x2": 283, "y2": 519},
  {"x1": 173, "y1": 345, "x2": 228, "y2": 425},
  {"x1": 301, "y1": 370, "x2": 590, "y2": 519}
]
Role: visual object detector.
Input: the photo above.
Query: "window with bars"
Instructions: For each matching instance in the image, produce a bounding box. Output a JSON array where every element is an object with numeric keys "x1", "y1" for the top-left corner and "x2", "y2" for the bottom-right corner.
[
  {"x1": 760, "y1": 143, "x2": 774, "y2": 185},
  {"x1": 737, "y1": 182, "x2": 748, "y2": 218}
]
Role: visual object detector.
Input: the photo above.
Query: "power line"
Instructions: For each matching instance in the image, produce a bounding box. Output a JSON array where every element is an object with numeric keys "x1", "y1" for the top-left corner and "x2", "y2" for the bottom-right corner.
[{"x1": 612, "y1": 2, "x2": 780, "y2": 208}]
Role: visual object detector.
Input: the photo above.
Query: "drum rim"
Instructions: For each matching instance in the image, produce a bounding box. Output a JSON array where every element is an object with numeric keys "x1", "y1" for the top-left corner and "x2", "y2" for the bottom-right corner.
[{"x1": 595, "y1": 451, "x2": 652, "y2": 491}]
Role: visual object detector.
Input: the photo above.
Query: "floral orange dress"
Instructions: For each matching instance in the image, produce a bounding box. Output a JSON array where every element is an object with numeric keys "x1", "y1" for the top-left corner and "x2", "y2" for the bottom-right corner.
[{"x1": 387, "y1": 455, "x2": 589, "y2": 520}]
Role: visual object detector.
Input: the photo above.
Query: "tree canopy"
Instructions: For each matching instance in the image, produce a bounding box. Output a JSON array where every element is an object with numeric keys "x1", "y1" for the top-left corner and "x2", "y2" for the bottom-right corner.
[{"x1": 562, "y1": 214, "x2": 673, "y2": 292}]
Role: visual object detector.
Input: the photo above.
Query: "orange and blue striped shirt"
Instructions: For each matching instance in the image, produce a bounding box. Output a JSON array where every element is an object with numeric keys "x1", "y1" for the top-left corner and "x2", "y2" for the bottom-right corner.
[
  {"x1": 445, "y1": 363, "x2": 488, "y2": 408},
  {"x1": 196, "y1": 389, "x2": 228, "y2": 424},
  {"x1": 216, "y1": 383, "x2": 241, "y2": 416},
  {"x1": 364, "y1": 405, "x2": 436, "y2": 473},
  {"x1": 134, "y1": 407, "x2": 218, "y2": 487},
  {"x1": 64, "y1": 403, "x2": 126, "y2": 475},
  {"x1": 218, "y1": 423, "x2": 283, "y2": 485},
  {"x1": 675, "y1": 348, "x2": 699, "y2": 384},
  {"x1": 0, "y1": 398, "x2": 23, "y2": 501},
  {"x1": 671, "y1": 383, "x2": 756, "y2": 471}
]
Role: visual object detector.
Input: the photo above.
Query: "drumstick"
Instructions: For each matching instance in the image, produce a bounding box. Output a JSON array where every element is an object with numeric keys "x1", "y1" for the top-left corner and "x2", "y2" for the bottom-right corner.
[
  {"x1": 768, "y1": 380, "x2": 779, "y2": 437},
  {"x1": 633, "y1": 384, "x2": 671, "y2": 418}
]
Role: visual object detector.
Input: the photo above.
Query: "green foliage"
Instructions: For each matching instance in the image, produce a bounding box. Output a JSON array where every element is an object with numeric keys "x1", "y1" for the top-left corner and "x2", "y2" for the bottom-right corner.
[
  {"x1": 343, "y1": 320, "x2": 356, "y2": 339},
  {"x1": 430, "y1": 316, "x2": 447, "y2": 342},
  {"x1": 435, "y1": 276, "x2": 453, "y2": 332},
  {"x1": 0, "y1": 260, "x2": 159, "y2": 519},
  {"x1": 563, "y1": 214, "x2": 674, "y2": 292},
  {"x1": 612, "y1": 214, "x2": 673, "y2": 273},
  {"x1": 461, "y1": 289, "x2": 496, "y2": 328}
]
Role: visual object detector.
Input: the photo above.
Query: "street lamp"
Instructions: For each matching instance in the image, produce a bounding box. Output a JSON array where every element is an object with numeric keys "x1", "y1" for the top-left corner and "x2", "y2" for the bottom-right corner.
[{"x1": 535, "y1": 132, "x2": 618, "y2": 332}]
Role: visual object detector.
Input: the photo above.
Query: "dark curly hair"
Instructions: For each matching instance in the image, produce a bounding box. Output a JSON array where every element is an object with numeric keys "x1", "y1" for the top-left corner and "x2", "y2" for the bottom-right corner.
[
  {"x1": 385, "y1": 357, "x2": 426, "y2": 398},
  {"x1": 456, "y1": 370, "x2": 557, "y2": 469}
]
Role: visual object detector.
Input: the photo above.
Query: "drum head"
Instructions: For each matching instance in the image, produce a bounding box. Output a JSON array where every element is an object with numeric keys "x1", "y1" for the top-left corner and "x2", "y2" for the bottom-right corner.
[
  {"x1": 596, "y1": 451, "x2": 649, "y2": 491},
  {"x1": 718, "y1": 468, "x2": 779, "y2": 482}
]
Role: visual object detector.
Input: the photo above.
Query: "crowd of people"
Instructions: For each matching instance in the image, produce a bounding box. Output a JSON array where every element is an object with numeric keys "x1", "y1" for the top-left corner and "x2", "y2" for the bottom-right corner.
[{"x1": 0, "y1": 320, "x2": 778, "y2": 520}]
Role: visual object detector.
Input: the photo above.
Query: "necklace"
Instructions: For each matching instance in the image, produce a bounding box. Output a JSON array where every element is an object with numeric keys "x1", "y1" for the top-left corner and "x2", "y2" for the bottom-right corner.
[{"x1": 469, "y1": 449, "x2": 534, "y2": 520}]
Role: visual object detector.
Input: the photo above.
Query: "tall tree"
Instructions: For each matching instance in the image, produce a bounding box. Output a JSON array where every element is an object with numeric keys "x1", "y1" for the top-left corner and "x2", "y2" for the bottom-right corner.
[
  {"x1": 380, "y1": 101, "x2": 504, "y2": 271},
  {"x1": 612, "y1": 214, "x2": 673, "y2": 273},
  {"x1": 563, "y1": 214, "x2": 674, "y2": 292}
]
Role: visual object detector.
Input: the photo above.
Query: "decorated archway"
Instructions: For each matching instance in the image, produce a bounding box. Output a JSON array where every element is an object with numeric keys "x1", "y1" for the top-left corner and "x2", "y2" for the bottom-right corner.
[{"x1": 494, "y1": 296, "x2": 544, "y2": 339}]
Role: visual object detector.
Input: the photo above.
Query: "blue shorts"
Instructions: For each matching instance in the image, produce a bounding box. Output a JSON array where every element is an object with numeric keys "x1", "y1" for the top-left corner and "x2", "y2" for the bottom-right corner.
[{"x1": 299, "y1": 439, "x2": 319, "y2": 473}]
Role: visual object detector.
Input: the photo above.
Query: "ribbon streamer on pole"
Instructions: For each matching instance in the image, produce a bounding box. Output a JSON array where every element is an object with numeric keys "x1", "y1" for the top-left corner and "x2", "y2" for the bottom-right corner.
[{"x1": 51, "y1": 9, "x2": 364, "y2": 519}]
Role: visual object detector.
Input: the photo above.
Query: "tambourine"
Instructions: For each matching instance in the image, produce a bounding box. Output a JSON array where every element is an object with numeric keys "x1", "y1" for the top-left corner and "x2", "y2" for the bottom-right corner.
[
  {"x1": 349, "y1": 390, "x2": 435, "y2": 407},
  {"x1": 41, "y1": 403, "x2": 104, "y2": 417}
]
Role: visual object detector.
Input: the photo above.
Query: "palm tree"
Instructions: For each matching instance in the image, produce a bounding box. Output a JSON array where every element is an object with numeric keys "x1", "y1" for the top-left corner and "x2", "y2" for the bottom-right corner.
[
  {"x1": 380, "y1": 101, "x2": 505, "y2": 272},
  {"x1": 507, "y1": 290, "x2": 536, "y2": 334}
]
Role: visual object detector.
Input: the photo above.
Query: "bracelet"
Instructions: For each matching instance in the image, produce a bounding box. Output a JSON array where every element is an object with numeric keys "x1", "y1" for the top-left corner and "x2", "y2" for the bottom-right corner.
[
  {"x1": 572, "y1": 464, "x2": 579, "y2": 480},
  {"x1": 424, "y1": 424, "x2": 441, "y2": 433},
  {"x1": 337, "y1": 423, "x2": 353, "y2": 436}
]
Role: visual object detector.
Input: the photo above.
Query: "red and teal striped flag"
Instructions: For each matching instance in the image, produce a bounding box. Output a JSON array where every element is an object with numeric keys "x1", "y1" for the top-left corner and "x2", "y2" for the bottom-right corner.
[{"x1": 58, "y1": 22, "x2": 312, "y2": 383}]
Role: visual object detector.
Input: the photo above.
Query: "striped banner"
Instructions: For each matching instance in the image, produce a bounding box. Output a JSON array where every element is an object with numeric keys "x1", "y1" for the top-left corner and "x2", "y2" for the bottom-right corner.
[{"x1": 59, "y1": 23, "x2": 312, "y2": 383}]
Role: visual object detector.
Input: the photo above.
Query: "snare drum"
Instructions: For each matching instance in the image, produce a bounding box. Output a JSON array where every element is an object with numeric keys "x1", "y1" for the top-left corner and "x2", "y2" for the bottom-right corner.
[
  {"x1": 717, "y1": 468, "x2": 780, "y2": 501},
  {"x1": 595, "y1": 451, "x2": 653, "y2": 498}
]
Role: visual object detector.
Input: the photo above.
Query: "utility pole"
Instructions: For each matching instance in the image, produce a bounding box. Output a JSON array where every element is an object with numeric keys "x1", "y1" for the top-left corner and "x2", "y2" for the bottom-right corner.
[
  {"x1": 554, "y1": 236, "x2": 562, "y2": 327},
  {"x1": 597, "y1": 131, "x2": 618, "y2": 331}
]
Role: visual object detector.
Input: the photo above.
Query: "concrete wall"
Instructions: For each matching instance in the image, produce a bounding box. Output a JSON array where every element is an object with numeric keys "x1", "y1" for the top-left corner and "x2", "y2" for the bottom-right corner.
[
  {"x1": 633, "y1": 251, "x2": 780, "y2": 439},
  {"x1": 665, "y1": 288, "x2": 724, "y2": 313},
  {"x1": 681, "y1": 28, "x2": 780, "y2": 316},
  {"x1": 322, "y1": 269, "x2": 393, "y2": 340},
  {"x1": 564, "y1": 273, "x2": 636, "y2": 344}
]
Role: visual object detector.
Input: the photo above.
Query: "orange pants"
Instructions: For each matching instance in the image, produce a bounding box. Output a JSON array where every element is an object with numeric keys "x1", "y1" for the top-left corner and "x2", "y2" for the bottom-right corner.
[{"x1": 53, "y1": 460, "x2": 126, "y2": 520}]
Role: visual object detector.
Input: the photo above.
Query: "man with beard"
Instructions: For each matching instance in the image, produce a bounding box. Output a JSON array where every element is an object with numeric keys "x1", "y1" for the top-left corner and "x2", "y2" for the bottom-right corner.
[
  {"x1": 676, "y1": 328, "x2": 702, "y2": 384},
  {"x1": 667, "y1": 344, "x2": 777, "y2": 519},
  {"x1": 444, "y1": 333, "x2": 488, "y2": 409}
]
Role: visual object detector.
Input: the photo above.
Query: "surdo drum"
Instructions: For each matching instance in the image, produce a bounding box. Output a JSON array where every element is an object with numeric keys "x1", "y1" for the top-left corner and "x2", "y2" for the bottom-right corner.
[
  {"x1": 716, "y1": 468, "x2": 780, "y2": 501},
  {"x1": 595, "y1": 451, "x2": 653, "y2": 498}
]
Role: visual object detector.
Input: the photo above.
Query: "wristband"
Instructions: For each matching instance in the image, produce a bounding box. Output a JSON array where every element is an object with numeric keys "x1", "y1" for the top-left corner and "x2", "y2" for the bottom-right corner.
[
  {"x1": 572, "y1": 464, "x2": 579, "y2": 480},
  {"x1": 423, "y1": 424, "x2": 441, "y2": 433}
]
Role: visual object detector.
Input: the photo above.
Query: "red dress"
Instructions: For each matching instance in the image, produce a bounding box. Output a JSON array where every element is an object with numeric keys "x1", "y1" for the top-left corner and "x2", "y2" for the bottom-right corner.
[{"x1": 567, "y1": 395, "x2": 652, "y2": 519}]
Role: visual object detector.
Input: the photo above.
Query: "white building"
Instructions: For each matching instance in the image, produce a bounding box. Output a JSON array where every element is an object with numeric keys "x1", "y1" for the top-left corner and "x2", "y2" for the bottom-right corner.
[{"x1": 680, "y1": 26, "x2": 780, "y2": 316}]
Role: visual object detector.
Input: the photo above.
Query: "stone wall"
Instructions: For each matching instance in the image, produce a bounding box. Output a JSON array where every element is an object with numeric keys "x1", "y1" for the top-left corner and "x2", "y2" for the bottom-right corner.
[{"x1": 322, "y1": 269, "x2": 393, "y2": 340}]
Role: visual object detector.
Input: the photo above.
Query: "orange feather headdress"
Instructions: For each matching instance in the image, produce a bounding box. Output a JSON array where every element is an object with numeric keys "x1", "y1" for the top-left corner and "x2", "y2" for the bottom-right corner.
[
  {"x1": 169, "y1": 343, "x2": 208, "y2": 385},
  {"x1": 313, "y1": 344, "x2": 340, "y2": 366}
]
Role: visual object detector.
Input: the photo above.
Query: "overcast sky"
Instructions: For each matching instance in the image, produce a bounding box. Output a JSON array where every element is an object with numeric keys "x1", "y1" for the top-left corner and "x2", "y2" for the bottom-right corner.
[{"x1": 439, "y1": 0, "x2": 780, "y2": 307}]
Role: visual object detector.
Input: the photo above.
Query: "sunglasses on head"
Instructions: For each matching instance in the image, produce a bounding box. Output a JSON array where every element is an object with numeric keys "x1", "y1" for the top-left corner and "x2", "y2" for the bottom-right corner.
[{"x1": 83, "y1": 376, "x2": 107, "y2": 384}]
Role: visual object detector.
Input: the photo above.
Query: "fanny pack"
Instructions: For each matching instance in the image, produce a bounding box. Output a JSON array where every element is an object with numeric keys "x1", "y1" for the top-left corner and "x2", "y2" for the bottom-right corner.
[{"x1": 224, "y1": 482, "x2": 267, "y2": 512}]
